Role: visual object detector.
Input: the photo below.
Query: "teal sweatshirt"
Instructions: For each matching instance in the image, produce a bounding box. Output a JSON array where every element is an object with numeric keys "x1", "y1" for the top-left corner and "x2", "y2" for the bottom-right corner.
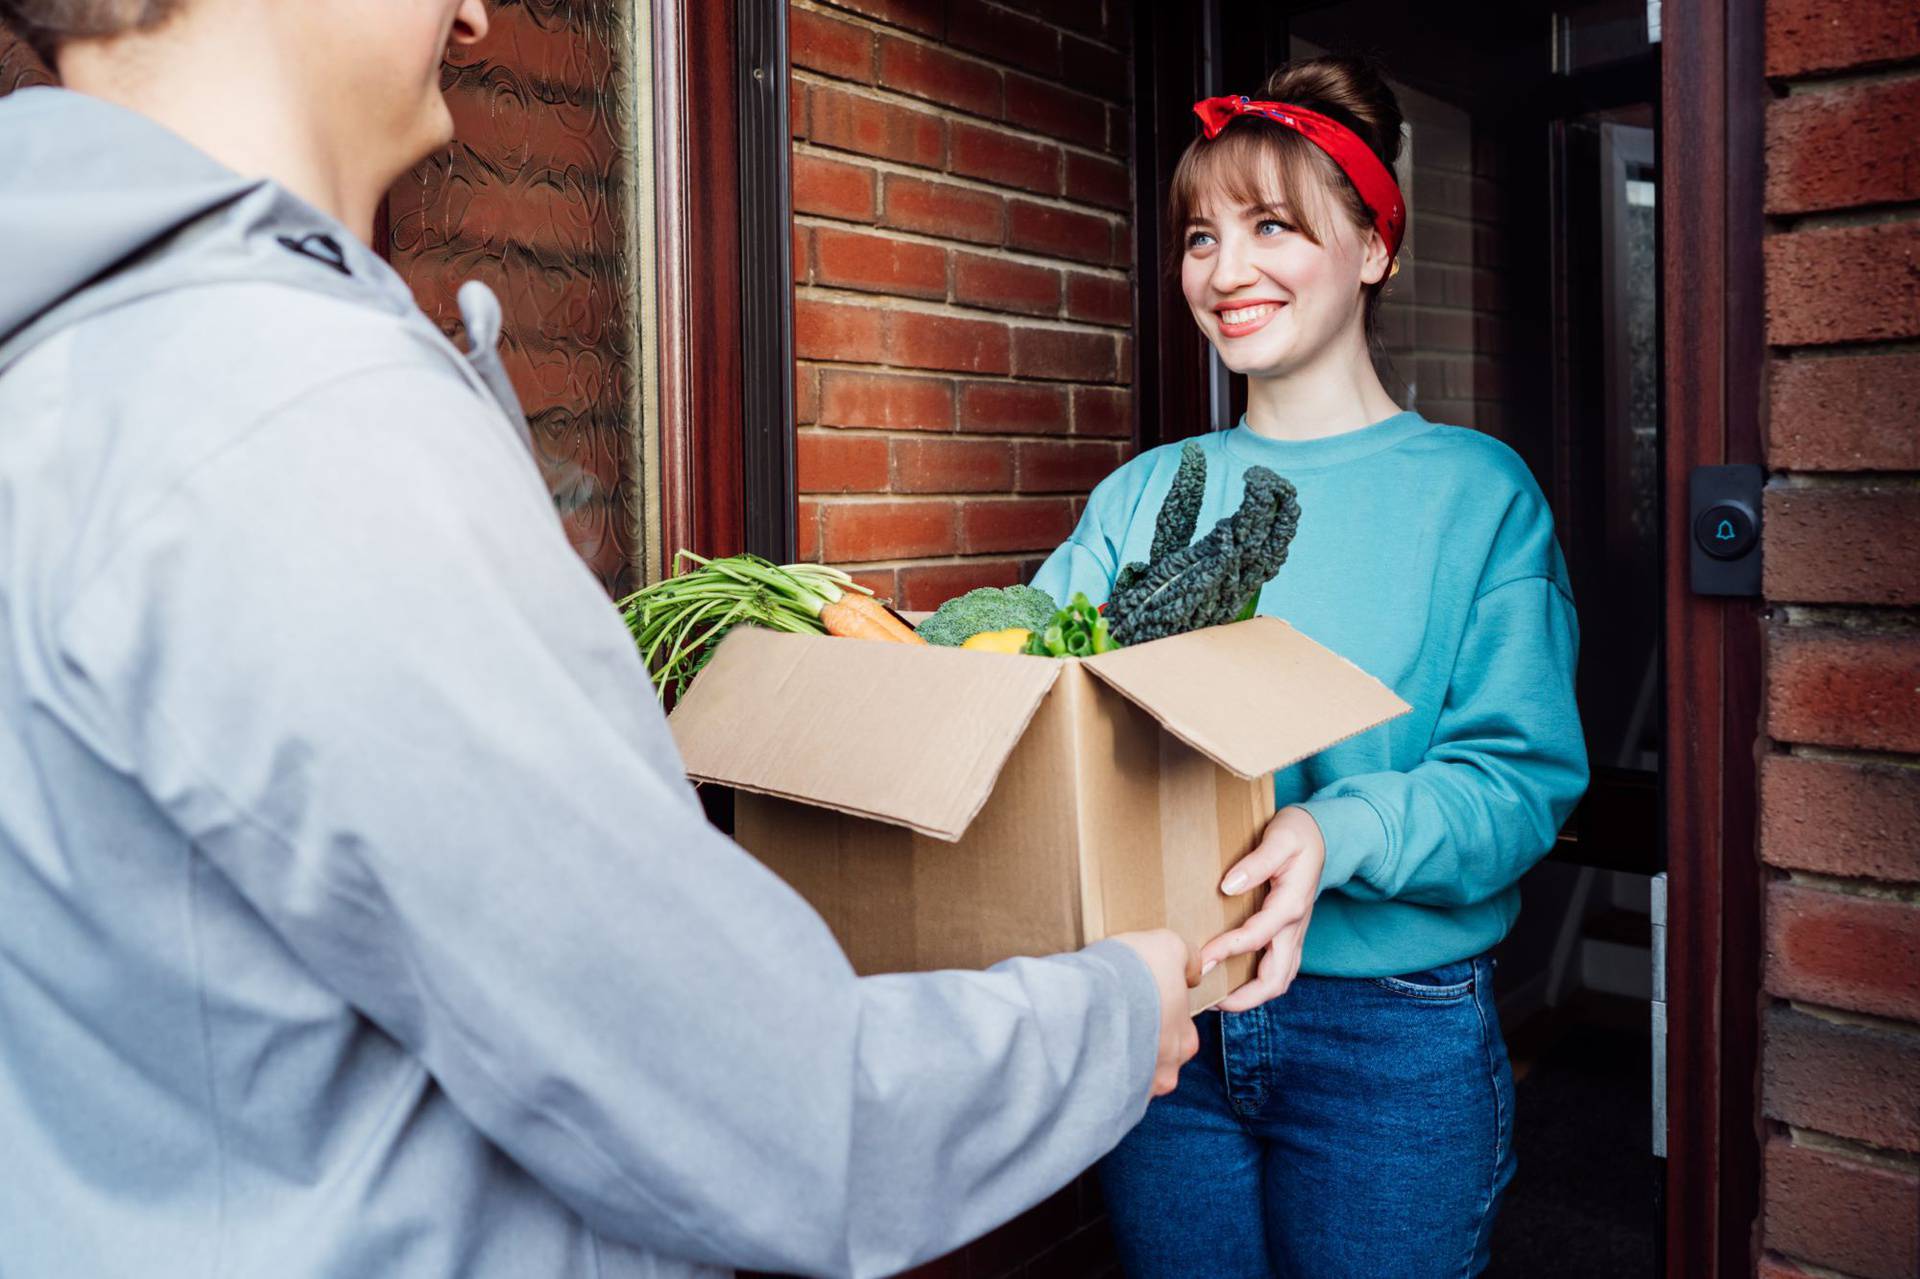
[{"x1": 1032, "y1": 412, "x2": 1589, "y2": 977}]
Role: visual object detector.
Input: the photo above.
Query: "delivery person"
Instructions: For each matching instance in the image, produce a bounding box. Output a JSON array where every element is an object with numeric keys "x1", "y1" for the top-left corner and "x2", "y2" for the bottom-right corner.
[
  {"x1": 0, "y1": 3, "x2": 1199, "y2": 1277},
  {"x1": 1033, "y1": 55, "x2": 1589, "y2": 1278}
]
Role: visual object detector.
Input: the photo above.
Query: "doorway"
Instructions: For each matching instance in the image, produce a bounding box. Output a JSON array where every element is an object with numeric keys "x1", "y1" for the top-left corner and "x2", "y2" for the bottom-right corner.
[{"x1": 1137, "y1": 2, "x2": 1673, "y2": 1274}]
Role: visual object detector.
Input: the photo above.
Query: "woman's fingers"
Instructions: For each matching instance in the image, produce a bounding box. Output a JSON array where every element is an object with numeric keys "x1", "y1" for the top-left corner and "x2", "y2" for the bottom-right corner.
[
  {"x1": 1216, "y1": 943, "x2": 1287, "y2": 1012},
  {"x1": 1199, "y1": 888, "x2": 1311, "y2": 971},
  {"x1": 1219, "y1": 816, "x2": 1301, "y2": 895}
]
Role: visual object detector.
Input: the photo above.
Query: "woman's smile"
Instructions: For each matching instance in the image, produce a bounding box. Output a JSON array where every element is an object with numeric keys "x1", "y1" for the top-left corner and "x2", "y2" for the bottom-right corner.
[{"x1": 1215, "y1": 300, "x2": 1287, "y2": 338}]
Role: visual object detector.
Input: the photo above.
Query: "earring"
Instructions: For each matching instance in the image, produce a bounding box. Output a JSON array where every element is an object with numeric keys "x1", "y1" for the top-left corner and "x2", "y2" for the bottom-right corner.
[{"x1": 1388, "y1": 257, "x2": 1402, "y2": 278}]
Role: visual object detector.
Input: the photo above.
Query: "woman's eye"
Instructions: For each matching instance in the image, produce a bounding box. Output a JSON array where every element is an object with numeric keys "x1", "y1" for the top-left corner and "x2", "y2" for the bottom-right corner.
[
  {"x1": 1256, "y1": 218, "x2": 1293, "y2": 236},
  {"x1": 1186, "y1": 230, "x2": 1216, "y2": 249}
]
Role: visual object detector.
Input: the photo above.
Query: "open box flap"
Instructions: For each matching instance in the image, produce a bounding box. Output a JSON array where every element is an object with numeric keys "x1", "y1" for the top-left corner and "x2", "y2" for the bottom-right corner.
[
  {"x1": 1080, "y1": 616, "x2": 1411, "y2": 779},
  {"x1": 669, "y1": 627, "x2": 1062, "y2": 841}
]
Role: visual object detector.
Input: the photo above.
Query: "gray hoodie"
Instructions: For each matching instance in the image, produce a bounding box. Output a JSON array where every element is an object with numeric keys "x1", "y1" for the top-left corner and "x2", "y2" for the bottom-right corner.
[{"x1": 0, "y1": 87, "x2": 1159, "y2": 1278}]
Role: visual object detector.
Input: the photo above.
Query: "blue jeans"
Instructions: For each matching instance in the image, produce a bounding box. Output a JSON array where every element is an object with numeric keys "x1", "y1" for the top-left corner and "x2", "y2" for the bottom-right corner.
[{"x1": 1099, "y1": 956, "x2": 1515, "y2": 1278}]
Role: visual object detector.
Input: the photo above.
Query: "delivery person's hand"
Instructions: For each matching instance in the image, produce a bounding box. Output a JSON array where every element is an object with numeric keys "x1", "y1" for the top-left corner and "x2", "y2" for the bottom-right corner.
[
  {"x1": 1111, "y1": 928, "x2": 1202, "y2": 1096},
  {"x1": 1196, "y1": 805, "x2": 1327, "y2": 1012}
]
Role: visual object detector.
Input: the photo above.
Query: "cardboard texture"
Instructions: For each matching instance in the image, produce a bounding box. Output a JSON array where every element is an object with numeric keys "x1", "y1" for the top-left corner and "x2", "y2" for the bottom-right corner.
[{"x1": 672, "y1": 617, "x2": 1410, "y2": 1012}]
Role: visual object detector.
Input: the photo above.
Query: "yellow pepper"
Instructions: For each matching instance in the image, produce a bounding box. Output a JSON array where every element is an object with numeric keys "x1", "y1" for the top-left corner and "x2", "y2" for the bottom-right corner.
[{"x1": 960, "y1": 627, "x2": 1032, "y2": 654}]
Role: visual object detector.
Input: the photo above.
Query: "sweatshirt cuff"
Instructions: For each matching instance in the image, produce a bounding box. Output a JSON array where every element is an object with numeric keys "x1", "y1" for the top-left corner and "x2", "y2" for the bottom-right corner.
[
  {"x1": 1080, "y1": 937, "x2": 1163, "y2": 1108},
  {"x1": 1298, "y1": 794, "x2": 1388, "y2": 894}
]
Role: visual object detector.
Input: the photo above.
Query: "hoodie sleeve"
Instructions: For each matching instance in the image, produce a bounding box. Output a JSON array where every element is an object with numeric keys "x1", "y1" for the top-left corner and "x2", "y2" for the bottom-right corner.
[{"x1": 50, "y1": 362, "x2": 1161, "y2": 1278}]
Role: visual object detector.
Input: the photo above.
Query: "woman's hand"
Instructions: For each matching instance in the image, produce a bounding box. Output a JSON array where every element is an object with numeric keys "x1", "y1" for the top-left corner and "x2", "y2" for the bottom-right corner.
[{"x1": 1198, "y1": 805, "x2": 1327, "y2": 1012}]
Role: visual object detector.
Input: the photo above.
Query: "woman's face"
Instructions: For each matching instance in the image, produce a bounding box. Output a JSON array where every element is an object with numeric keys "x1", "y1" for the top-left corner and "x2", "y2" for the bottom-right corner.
[{"x1": 1179, "y1": 179, "x2": 1385, "y2": 380}]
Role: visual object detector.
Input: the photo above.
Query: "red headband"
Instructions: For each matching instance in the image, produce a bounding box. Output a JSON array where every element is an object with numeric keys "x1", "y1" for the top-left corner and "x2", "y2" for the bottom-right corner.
[{"x1": 1192, "y1": 95, "x2": 1406, "y2": 258}]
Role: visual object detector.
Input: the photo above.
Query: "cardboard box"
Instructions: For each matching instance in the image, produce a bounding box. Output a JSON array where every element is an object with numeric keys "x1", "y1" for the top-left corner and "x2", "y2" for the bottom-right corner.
[{"x1": 669, "y1": 616, "x2": 1409, "y2": 1010}]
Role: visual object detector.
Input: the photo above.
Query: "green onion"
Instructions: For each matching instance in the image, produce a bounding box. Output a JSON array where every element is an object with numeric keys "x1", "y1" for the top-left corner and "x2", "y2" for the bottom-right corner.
[{"x1": 616, "y1": 552, "x2": 873, "y2": 700}]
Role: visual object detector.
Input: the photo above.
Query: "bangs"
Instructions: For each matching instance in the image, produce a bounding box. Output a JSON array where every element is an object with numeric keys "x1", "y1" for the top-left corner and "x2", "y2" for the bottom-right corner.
[{"x1": 1166, "y1": 123, "x2": 1354, "y2": 253}]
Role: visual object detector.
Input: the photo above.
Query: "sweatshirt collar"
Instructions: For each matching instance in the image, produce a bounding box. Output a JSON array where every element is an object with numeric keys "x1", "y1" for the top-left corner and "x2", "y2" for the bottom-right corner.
[{"x1": 1221, "y1": 410, "x2": 1435, "y2": 471}]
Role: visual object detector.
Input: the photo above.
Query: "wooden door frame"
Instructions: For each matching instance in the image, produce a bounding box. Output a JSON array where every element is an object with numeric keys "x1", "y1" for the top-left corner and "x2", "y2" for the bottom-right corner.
[
  {"x1": 653, "y1": 0, "x2": 795, "y2": 573},
  {"x1": 1659, "y1": 0, "x2": 1766, "y2": 1274}
]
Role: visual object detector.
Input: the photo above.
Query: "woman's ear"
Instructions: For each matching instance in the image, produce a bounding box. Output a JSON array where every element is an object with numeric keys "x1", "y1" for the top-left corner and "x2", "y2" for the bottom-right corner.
[{"x1": 1358, "y1": 228, "x2": 1393, "y2": 287}]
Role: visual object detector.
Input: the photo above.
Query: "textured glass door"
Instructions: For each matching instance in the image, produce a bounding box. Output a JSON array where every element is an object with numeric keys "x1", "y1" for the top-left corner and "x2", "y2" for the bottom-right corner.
[{"x1": 387, "y1": 0, "x2": 654, "y2": 596}]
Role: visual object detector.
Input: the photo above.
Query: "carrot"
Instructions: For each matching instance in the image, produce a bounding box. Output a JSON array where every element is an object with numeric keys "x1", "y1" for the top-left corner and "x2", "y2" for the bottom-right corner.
[{"x1": 821, "y1": 591, "x2": 928, "y2": 644}]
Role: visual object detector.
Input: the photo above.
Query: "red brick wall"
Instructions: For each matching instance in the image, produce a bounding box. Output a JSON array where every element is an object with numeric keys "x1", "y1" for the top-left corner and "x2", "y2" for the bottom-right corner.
[
  {"x1": 1756, "y1": 3, "x2": 1920, "y2": 1277},
  {"x1": 789, "y1": 0, "x2": 1135, "y2": 611}
]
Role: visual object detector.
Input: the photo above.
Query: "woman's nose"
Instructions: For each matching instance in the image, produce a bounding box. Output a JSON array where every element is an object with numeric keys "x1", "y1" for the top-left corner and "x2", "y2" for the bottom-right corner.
[{"x1": 1210, "y1": 233, "x2": 1260, "y2": 293}]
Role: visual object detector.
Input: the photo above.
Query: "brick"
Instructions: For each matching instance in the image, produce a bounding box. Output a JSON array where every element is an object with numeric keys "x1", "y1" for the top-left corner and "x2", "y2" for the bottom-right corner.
[
  {"x1": 793, "y1": 224, "x2": 810, "y2": 284},
  {"x1": 1066, "y1": 271, "x2": 1130, "y2": 326},
  {"x1": 798, "y1": 498, "x2": 823, "y2": 560},
  {"x1": 1767, "y1": 76, "x2": 1920, "y2": 215},
  {"x1": 796, "y1": 362, "x2": 819, "y2": 423},
  {"x1": 1019, "y1": 0, "x2": 1103, "y2": 38},
  {"x1": 794, "y1": 297, "x2": 887, "y2": 362},
  {"x1": 887, "y1": 309, "x2": 1013, "y2": 374},
  {"x1": 877, "y1": 35, "x2": 1002, "y2": 118},
  {"x1": 1012, "y1": 326, "x2": 1118, "y2": 381},
  {"x1": 1005, "y1": 74, "x2": 1107, "y2": 150},
  {"x1": 452, "y1": 4, "x2": 613, "y2": 88},
  {"x1": 1766, "y1": 881, "x2": 1920, "y2": 1023},
  {"x1": 947, "y1": 0, "x2": 1060, "y2": 79},
  {"x1": 1063, "y1": 150, "x2": 1130, "y2": 211},
  {"x1": 790, "y1": 78, "x2": 807, "y2": 140},
  {"x1": 1415, "y1": 306, "x2": 1477, "y2": 352},
  {"x1": 958, "y1": 380, "x2": 1071, "y2": 434},
  {"x1": 891, "y1": 436, "x2": 1017, "y2": 493},
  {"x1": 793, "y1": 152, "x2": 877, "y2": 221},
  {"x1": 846, "y1": 566, "x2": 900, "y2": 603},
  {"x1": 1071, "y1": 384, "x2": 1130, "y2": 437},
  {"x1": 1016, "y1": 439, "x2": 1124, "y2": 492},
  {"x1": 952, "y1": 251, "x2": 1061, "y2": 316},
  {"x1": 812, "y1": 225, "x2": 948, "y2": 298},
  {"x1": 896, "y1": 559, "x2": 1025, "y2": 611},
  {"x1": 1770, "y1": 352, "x2": 1920, "y2": 471},
  {"x1": 1763, "y1": 1135, "x2": 1920, "y2": 1279},
  {"x1": 443, "y1": 89, "x2": 616, "y2": 174},
  {"x1": 1008, "y1": 199, "x2": 1113, "y2": 265},
  {"x1": 1766, "y1": 223, "x2": 1920, "y2": 347},
  {"x1": 1058, "y1": 33, "x2": 1128, "y2": 103},
  {"x1": 1765, "y1": 484, "x2": 1920, "y2": 605},
  {"x1": 791, "y1": 6, "x2": 874, "y2": 81},
  {"x1": 1762, "y1": 754, "x2": 1920, "y2": 883},
  {"x1": 797, "y1": 430, "x2": 890, "y2": 493},
  {"x1": 1106, "y1": 103, "x2": 1130, "y2": 158},
  {"x1": 810, "y1": 84, "x2": 947, "y2": 168},
  {"x1": 960, "y1": 497, "x2": 1076, "y2": 553},
  {"x1": 821, "y1": 499, "x2": 959, "y2": 561},
  {"x1": 1763, "y1": 1004, "x2": 1920, "y2": 1153},
  {"x1": 1767, "y1": 626, "x2": 1920, "y2": 753},
  {"x1": 881, "y1": 174, "x2": 1006, "y2": 245},
  {"x1": 819, "y1": 370, "x2": 955, "y2": 430},
  {"x1": 1765, "y1": 0, "x2": 1920, "y2": 78},
  {"x1": 948, "y1": 121, "x2": 1060, "y2": 195},
  {"x1": 817, "y1": 0, "x2": 944, "y2": 39}
]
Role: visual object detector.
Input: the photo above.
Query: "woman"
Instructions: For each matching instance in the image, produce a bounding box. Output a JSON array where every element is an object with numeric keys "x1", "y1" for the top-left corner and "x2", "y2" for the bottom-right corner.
[{"x1": 1032, "y1": 55, "x2": 1589, "y2": 1278}]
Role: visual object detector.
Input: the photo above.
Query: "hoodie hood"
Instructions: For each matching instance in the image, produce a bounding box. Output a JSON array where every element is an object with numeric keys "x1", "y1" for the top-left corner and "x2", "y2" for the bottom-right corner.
[{"x1": 0, "y1": 88, "x2": 528, "y2": 444}]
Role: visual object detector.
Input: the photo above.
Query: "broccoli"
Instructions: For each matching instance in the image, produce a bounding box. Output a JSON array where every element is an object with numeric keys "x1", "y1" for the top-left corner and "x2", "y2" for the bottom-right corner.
[
  {"x1": 1105, "y1": 465, "x2": 1301, "y2": 646},
  {"x1": 915, "y1": 584, "x2": 1062, "y2": 646}
]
